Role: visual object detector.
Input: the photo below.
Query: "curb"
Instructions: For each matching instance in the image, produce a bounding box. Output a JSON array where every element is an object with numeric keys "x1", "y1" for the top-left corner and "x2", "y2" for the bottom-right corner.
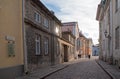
[
  {"x1": 41, "y1": 65, "x2": 69, "y2": 79},
  {"x1": 95, "y1": 60, "x2": 115, "y2": 79}
]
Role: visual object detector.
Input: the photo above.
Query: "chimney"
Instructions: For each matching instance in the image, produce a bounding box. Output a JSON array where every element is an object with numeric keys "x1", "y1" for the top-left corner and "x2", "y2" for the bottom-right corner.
[{"x1": 51, "y1": 10, "x2": 54, "y2": 15}]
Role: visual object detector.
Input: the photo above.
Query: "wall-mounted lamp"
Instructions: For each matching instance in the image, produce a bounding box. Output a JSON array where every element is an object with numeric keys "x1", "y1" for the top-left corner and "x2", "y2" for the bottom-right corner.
[
  {"x1": 104, "y1": 30, "x2": 111, "y2": 39},
  {"x1": 55, "y1": 27, "x2": 59, "y2": 34}
]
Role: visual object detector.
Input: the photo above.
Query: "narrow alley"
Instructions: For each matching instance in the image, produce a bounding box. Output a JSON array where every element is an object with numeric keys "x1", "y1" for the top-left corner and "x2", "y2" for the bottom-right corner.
[
  {"x1": 1, "y1": 0, "x2": 120, "y2": 79},
  {"x1": 43, "y1": 58, "x2": 111, "y2": 79}
]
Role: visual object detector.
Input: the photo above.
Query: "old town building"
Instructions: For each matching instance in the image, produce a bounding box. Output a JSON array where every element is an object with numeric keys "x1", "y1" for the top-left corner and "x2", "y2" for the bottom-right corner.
[
  {"x1": 79, "y1": 32, "x2": 87, "y2": 58},
  {"x1": 0, "y1": 0, "x2": 95, "y2": 78},
  {"x1": 96, "y1": 0, "x2": 120, "y2": 67},
  {"x1": 62, "y1": 22, "x2": 80, "y2": 59},
  {"x1": 79, "y1": 32, "x2": 93, "y2": 58},
  {"x1": 86, "y1": 38, "x2": 93, "y2": 56},
  {"x1": 0, "y1": 0, "x2": 24, "y2": 79},
  {"x1": 24, "y1": 0, "x2": 62, "y2": 71},
  {"x1": 61, "y1": 29, "x2": 75, "y2": 62},
  {"x1": 92, "y1": 44, "x2": 99, "y2": 56}
]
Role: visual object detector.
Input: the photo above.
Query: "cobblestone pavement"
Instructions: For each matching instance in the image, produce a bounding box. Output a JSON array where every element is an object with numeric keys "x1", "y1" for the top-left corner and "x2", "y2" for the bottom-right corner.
[{"x1": 45, "y1": 58, "x2": 111, "y2": 79}]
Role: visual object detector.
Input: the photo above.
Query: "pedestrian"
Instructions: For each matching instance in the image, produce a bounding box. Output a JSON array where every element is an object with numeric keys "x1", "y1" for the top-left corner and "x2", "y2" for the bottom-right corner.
[
  {"x1": 88, "y1": 55, "x2": 90, "y2": 59},
  {"x1": 78, "y1": 54, "x2": 81, "y2": 58}
]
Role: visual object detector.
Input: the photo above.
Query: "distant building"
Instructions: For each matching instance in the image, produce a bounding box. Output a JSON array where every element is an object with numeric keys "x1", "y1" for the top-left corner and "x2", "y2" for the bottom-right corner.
[
  {"x1": 86, "y1": 38, "x2": 93, "y2": 56},
  {"x1": 62, "y1": 22, "x2": 80, "y2": 59},
  {"x1": 62, "y1": 31, "x2": 75, "y2": 62},
  {"x1": 79, "y1": 32, "x2": 87, "y2": 58},
  {"x1": 79, "y1": 32, "x2": 93, "y2": 58},
  {"x1": 92, "y1": 45, "x2": 99, "y2": 56}
]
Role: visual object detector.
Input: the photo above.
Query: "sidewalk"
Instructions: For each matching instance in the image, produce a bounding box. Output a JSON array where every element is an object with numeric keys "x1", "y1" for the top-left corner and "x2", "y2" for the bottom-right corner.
[
  {"x1": 16, "y1": 58, "x2": 84, "y2": 79},
  {"x1": 96, "y1": 59, "x2": 120, "y2": 79},
  {"x1": 16, "y1": 63, "x2": 69, "y2": 79}
]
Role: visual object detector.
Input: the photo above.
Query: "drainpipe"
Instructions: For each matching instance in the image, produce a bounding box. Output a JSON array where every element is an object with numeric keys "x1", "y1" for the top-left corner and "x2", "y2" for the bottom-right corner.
[
  {"x1": 22, "y1": 0, "x2": 28, "y2": 74},
  {"x1": 111, "y1": 0, "x2": 113, "y2": 64}
]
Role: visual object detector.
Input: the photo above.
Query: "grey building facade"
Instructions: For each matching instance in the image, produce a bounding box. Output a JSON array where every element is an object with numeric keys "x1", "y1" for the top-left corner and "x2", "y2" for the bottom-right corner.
[{"x1": 24, "y1": 0, "x2": 62, "y2": 71}]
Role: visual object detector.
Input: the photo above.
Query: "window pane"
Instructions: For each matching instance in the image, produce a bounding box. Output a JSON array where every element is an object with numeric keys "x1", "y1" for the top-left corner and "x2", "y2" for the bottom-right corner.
[
  {"x1": 34, "y1": 12, "x2": 41, "y2": 23},
  {"x1": 115, "y1": 26, "x2": 119, "y2": 49},
  {"x1": 44, "y1": 37, "x2": 49, "y2": 55},
  {"x1": 44, "y1": 18, "x2": 49, "y2": 28},
  {"x1": 35, "y1": 35, "x2": 41, "y2": 55}
]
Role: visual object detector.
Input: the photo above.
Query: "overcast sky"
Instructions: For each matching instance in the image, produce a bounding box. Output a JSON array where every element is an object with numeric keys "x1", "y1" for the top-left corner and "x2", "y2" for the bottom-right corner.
[{"x1": 41, "y1": 0, "x2": 100, "y2": 44}]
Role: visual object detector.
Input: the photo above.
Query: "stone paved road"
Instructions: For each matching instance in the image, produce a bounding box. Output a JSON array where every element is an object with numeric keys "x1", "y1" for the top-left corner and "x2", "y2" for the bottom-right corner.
[{"x1": 45, "y1": 58, "x2": 111, "y2": 79}]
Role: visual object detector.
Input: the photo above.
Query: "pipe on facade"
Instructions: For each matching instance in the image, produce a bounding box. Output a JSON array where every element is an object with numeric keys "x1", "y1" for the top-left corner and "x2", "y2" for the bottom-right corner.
[{"x1": 22, "y1": 0, "x2": 28, "y2": 74}]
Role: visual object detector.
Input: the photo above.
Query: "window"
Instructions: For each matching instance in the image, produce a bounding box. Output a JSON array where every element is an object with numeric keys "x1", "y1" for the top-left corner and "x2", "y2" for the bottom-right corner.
[
  {"x1": 115, "y1": 0, "x2": 120, "y2": 12},
  {"x1": 56, "y1": 42, "x2": 59, "y2": 55},
  {"x1": 115, "y1": 26, "x2": 119, "y2": 49},
  {"x1": 101, "y1": 0, "x2": 106, "y2": 5},
  {"x1": 70, "y1": 47, "x2": 73, "y2": 54},
  {"x1": 44, "y1": 37, "x2": 49, "y2": 55},
  {"x1": 35, "y1": 34, "x2": 41, "y2": 55},
  {"x1": 44, "y1": 18, "x2": 49, "y2": 28},
  {"x1": 69, "y1": 36, "x2": 71, "y2": 41},
  {"x1": 72, "y1": 47, "x2": 74, "y2": 54},
  {"x1": 81, "y1": 40, "x2": 82, "y2": 47},
  {"x1": 107, "y1": 8, "x2": 110, "y2": 25},
  {"x1": 34, "y1": 12, "x2": 41, "y2": 23}
]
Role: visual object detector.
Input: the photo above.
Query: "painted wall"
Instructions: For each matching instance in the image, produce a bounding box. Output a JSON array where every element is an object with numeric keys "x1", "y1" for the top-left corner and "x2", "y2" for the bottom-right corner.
[
  {"x1": 0, "y1": 0, "x2": 23, "y2": 68},
  {"x1": 112, "y1": 0, "x2": 120, "y2": 64}
]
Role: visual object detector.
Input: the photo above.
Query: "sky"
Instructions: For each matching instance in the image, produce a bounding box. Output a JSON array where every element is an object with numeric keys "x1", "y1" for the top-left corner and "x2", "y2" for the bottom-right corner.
[{"x1": 41, "y1": 0, "x2": 100, "y2": 45}]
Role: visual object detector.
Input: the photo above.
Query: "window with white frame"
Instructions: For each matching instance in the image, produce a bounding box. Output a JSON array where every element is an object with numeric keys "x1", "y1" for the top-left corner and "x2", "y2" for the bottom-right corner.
[
  {"x1": 35, "y1": 34, "x2": 41, "y2": 55},
  {"x1": 115, "y1": 26, "x2": 119, "y2": 49},
  {"x1": 34, "y1": 12, "x2": 41, "y2": 23},
  {"x1": 44, "y1": 18, "x2": 49, "y2": 28},
  {"x1": 44, "y1": 37, "x2": 49, "y2": 55}
]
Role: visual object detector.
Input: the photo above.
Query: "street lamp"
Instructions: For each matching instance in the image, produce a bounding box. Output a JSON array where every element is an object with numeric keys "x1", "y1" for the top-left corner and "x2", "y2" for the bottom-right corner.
[{"x1": 104, "y1": 30, "x2": 111, "y2": 39}]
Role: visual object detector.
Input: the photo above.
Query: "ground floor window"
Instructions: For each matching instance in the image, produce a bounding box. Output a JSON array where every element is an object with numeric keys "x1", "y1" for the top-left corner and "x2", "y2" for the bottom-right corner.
[
  {"x1": 115, "y1": 26, "x2": 119, "y2": 49},
  {"x1": 35, "y1": 34, "x2": 41, "y2": 55},
  {"x1": 56, "y1": 41, "x2": 59, "y2": 55},
  {"x1": 44, "y1": 37, "x2": 49, "y2": 55}
]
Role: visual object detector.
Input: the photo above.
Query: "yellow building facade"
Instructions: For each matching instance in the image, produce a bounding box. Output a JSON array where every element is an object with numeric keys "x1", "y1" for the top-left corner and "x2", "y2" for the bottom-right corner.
[{"x1": 0, "y1": 0, "x2": 24, "y2": 79}]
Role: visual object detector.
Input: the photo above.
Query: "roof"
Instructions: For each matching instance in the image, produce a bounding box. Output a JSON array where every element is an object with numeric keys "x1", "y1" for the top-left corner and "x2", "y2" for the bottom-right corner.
[
  {"x1": 79, "y1": 32, "x2": 85, "y2": 37},
  {"x1": 62, "y1": 22, "x2": 77, "y2": 26},
  {"x1": 31, "y1": 0, "x2": 62, "y2": 25}
]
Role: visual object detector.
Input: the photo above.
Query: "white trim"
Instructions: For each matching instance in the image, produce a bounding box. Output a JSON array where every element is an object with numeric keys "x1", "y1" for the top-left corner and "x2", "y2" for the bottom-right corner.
[
  {"x1": 34, "y1": 12, "x2": 41, "y2": 23},
  {"x1": 35, "y1": 35, "x2": 41, "y2": 55}
]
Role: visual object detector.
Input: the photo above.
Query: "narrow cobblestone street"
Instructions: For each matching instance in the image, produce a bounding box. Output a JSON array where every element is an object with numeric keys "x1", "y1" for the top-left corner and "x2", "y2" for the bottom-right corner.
[{"x1": 44, "y1": 58, "x2": 111, "y2": 79}]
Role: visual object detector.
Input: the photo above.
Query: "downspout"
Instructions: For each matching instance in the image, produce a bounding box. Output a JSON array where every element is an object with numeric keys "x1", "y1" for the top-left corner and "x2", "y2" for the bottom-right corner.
[
  {"x1": 22, "y1": 0, "x2": 28, "y2": 74},
  {"x1": 111, "y1": 0, "x2": 113, "y2": 64}
]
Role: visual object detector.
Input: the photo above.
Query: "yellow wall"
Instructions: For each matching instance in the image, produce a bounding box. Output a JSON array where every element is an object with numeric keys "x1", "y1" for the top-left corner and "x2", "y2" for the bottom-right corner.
[{"x1": 0, "y1": 0, "x2": 23, "y2": 68}]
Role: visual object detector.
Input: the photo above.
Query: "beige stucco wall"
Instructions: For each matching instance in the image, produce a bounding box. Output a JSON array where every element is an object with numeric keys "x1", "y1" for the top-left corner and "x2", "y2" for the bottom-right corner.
[{"x1": 0, "y1": 0, "x2": 23, "y2": 68}]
